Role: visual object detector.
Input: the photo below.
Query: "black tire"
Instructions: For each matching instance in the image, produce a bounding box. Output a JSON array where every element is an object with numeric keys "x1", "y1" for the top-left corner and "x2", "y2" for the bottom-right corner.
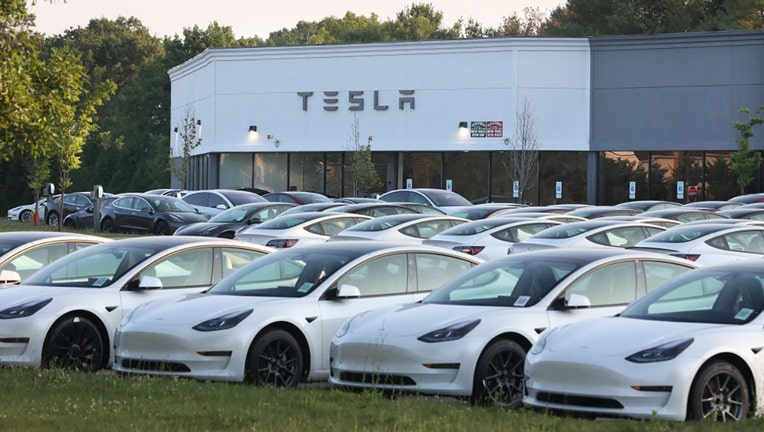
[
  {"x1": 47, "y1": 211, "x2": 60, "y2": 227},
  {"x1": 246, "y1": 330, "x2": 304, "y2": 388},
  {"x1": 100, "y1": 218, "x2": 114, "y2": 233},
  {"x1": 64, "y1": 218, "x2": 76, "y2": 229},
  {"x1": 19, "y1": 209, "x2": 32, "y2": 223},
  {"x1": 688, "y1": 361, "x2": 749, "y2": 421},
  {"x1": 43, "y1": 315, "x2": 105, "y2": 371},
  {"x1": 472, "y1": 339, "x2": 526, "y2": 408},
  {"x1": 153, "y1": 220, "x2": 169, "y2": 235}
]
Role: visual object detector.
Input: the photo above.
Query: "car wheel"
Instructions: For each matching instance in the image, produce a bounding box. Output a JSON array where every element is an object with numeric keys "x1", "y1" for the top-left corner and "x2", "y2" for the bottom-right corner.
[
  {"x1": 64, "y1": 218, "x2": 76, "y2": 229},
  {"x1": 472, "y1": 339, "x2": 526, "y2": 408},
  {"x1": 43, "y1": 315, "x2": 105, "y2": 371},
  {"x1": 153, "y1": 220, "x2": 170, "y2": 235},
  {"x1": 100, "y1": 218, "x2": 114, "y2": 233},
  {"x1": 246, "y1": 329, "x2": 304, "y2": 388},
  {"x1": 47, "y1": 212, "x2": 60, "y2": 226},
  {"x1": 688, "y1": 361, "x2": 749, "y2": 421},
  {"x1": 19, "y1": 209, "x2": 32, "y2": 223},
  {"x1": 220, "y1": 232, "x2": 235, "y2": 239}
]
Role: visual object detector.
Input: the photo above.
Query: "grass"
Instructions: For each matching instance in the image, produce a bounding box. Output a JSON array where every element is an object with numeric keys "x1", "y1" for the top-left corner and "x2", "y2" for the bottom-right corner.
[{"x1": 0, "y1": 368, "x2": 763, "y2": 431}]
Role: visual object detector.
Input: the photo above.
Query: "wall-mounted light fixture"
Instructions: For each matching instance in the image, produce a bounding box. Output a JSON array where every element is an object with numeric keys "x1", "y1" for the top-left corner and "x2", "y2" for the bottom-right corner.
[
  {"x1": 248, "y1": 125, "x2": 257, "y2": 132},
  {"x1": 196, "y1": 119, "x2": 202, "y2": 138},
  {"x1": 504, "y1": 137, "x2": 510, "y2": 146},
  {"x1": 173, "y1": 127, "x2": 178, "y2": 133},
  {"x1": 458, "y1": 121, "x2": 468, "y2": 129},
  {"x1": 196, "y1": 120, "x2": 202, "y2": 126}
]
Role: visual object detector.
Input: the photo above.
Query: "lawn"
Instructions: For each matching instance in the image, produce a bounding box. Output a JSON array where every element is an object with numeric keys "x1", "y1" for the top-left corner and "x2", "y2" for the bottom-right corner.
[{"x1": 0, "y1": 368, "x2": 762, "y2": 431}]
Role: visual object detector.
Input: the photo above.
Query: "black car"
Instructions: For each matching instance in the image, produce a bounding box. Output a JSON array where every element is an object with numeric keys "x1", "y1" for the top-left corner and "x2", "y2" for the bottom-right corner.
[
  {"x1": 62, "y1": 195, "x2": 117, "y2": 230},
  {"x1": 44, "y1": 191, "x2": 105, "y2": 226},
  {"x1": 173, "y1": 202, "x2": 296, "y2": 238},
  {"x1": 100, "y1": 193, "x2": 208, "y2": 235}
]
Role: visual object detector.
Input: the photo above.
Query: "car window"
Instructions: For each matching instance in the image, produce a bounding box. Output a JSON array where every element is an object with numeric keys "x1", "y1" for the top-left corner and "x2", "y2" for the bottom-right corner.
[
  {"x1": 140, "y1": 248, "x2": 213, "y2": 288},
  {"x1": 183, "y1": 193, "x2": 208, "y2": 207},
  {"x1": 643, "y1": 261, "x2": 695, "y2": 292},
  {"x1": 415, "y1": 253, "x2": 476, "y2": 292},
  {"x1": 564, "y1": 262, "x2": 637, "y2": 306},
  {"x1": 0, "y1": 243, "x2": 70, "y2": 280},
  {"x1": 307, "y1": 218, "x2": 360, "y2": 236},
  {"x1": 336, "y1": 254, "x2": 408, "y2": 297},
  {"x1": 209, "y1": 193, "x2": 228, "y2": 209},
  {"x1": 708, "y1": 231, "x2": 764, "y2": 254},
  {"x1": 588, "y1": 227, "x2": 651, "y2": 247},
  {"x1": 221, "y1": 247, "x2": 269, "y2": 278},
  {"x1": 492, "y1": 223, "x2": 556, "y2": 243}
]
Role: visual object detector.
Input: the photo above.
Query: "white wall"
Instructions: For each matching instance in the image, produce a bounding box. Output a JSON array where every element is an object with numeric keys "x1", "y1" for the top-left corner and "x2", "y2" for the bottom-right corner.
[{"x1": 169, "y1": 38, "x2": 591, "y2": 156}]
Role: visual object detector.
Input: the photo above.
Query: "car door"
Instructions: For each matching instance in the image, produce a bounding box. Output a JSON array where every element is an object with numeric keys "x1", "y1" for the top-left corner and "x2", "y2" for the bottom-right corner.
[{"x1": 118, "y1": 247, "x2": 219, "y2": 317}]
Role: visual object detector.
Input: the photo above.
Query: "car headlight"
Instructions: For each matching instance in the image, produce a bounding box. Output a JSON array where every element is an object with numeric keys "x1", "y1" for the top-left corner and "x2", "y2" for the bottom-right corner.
[
  {"x1": 0, "y1": 298, "x2": 53, "y2": 319},
  {"x1": 625, "y1": 338, "x2": 694, "y2": 363},
  {"x1": 417, "y1": 319, "x2": 480, "y2": 343},
  {"x1": 192, "y1": 309, "x2": 253, "y2": 332}
]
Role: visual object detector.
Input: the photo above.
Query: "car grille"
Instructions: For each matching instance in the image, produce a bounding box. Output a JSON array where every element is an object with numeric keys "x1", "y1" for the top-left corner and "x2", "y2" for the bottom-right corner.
[
  {"x1": 339, "y1": 371, "x2": 416, "y2": 386},
  {"x1": 536, "y1": 392, "x2": 624, "y2": 409},
  {"x1": 119, "y1": 358, "x2": 191, "y2": 373}
]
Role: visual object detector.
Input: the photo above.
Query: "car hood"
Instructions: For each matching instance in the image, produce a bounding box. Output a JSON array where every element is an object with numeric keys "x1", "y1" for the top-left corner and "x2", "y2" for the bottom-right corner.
[
  {"x1": 545, "y1": 316, "x2": 725, "y2": 357},
  {"x1": 127, "y1": 292, "x2": 302, "y2": 326},
  {"x1": 346, "y1": 302, "x2": 499, "y2": 338}
]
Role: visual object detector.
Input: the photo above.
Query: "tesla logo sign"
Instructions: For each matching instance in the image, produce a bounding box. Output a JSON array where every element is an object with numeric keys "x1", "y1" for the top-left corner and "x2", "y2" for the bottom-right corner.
[{"x1": 298, "y1": 90, "x2": 415, "y2": 112}]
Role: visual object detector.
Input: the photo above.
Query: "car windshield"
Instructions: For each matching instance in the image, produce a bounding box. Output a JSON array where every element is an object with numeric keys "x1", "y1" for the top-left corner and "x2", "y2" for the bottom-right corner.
[
  {"x1": 207, "y1": 249, "x2": 360, "y2": 297},
  {"x1": 151, "y1": 196, "x2": 196, "y2": 213},
  {"x1": 253, "y1": 213, "x2": 325, "y2": 229},
  {"x1": 529, "y1": 222, "x2": 606, "y2": 239},
  {"x1": 438, "y1": 219, "x2": 521, "y2": 236},
  {"x1": 209, "y1": 206, "x2": 252, "y2": 223},
  {"x1": 620, "y1": 269, "x2": 764, "y2": 324},
  {"x1": 24, "y1": 242, "x2": 165, "y2": 288},
  {"x1": 424, "y1": 256, "x2": 583, "y2": 307},
  {"x1": 423, "y1": 190, "x2": 472, "y2": 207},
  {"x1": 643, "y1": 225, "x2": 728, "y2": 243},
  {"x1": 0, "y1": 239, "x2": 32, "y2": 254}
]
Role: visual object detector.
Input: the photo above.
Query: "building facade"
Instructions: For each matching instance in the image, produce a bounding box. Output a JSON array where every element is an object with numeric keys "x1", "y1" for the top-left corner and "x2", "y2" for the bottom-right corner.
[{"x1": 169, "y1": 30, "x2": 764, "y2": 204}]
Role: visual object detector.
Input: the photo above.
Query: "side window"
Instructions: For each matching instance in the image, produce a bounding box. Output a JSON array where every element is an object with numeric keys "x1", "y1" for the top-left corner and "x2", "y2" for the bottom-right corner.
[
  {"x1": 409, "y1": 192, "x2": 429, "y2": 205},
  {"x1": 313, "y1": 218, "x2": 357, "y2": 236},
  {"x1": 143, "y1": 248, "x2": 214, "y2": 288},
  {"x1": 73, "y1": 242, "x2": 97, "y2": 252},
  {"x1": 209, "y1": 193, "x2": 228, "y2": 209},
  {"x1": 221, "y1": 247, "x2": 268, "y2": 278},
  {"x1": 643, "y1": 261, "x2": 695, "y2": 292},
  {"x1": 382, "y1": 191, "x2": 405, "y2": 202},
  {"x1": 1, "y1": 243, "x2": 69, "y2": 280},
  {"x1": 335, "y1": 254, "x2": 408, "y2": 297},
  {"x1": 415, "y1": 253, "x2": 475, "y2": 292},
  {"x1": 183, "y1": 193, "x2": 207, "y2": 207},
  {"x1": 565, "y1": 262, "x2": 637, "y2": 306}
]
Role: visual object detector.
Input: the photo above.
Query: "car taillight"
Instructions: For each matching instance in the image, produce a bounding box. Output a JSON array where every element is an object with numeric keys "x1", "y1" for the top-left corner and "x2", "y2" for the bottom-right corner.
[
  {"x1": 452, "y1": 246, "x2": 485, "y2": 255},
  {"x1": 266, "y1": 239, "x2": 298, "y2": 248},
  {"x1": 669, "y1": 253, "x2": 700, "y2": 262}
]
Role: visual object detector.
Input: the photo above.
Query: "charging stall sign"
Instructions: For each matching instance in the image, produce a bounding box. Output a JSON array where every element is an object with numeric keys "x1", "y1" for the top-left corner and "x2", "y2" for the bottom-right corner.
[
  {"x1": 677, "y1": 181, "x2": 685, "y2": 200},
  {"x1": 629, "y1": 181, "x2": 636, "y2": 200}
]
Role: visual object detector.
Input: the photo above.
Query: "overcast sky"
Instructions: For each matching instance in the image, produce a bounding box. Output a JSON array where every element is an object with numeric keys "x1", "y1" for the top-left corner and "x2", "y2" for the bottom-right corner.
[{"x1": 29, "y1": 0, "x2": 564, "y2": 39}]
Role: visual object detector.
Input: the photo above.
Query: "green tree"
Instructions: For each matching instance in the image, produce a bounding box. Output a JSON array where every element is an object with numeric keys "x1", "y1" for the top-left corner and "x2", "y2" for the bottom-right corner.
[
  {"x1": 545, "y1": 0, "x2": 762, "y2": 36},
  {"x1": 384, "y1": 3, "x2": 461, "y2": 40},
  {"x1": 730, "y1": 105, "x2": 764, "y2": 194},
  {"x1": 347, "y1": 116, "x2": 380, "y2": 196},
  {"x1": 170, "y1": 112, "x2": 202, "y2": 189},
  {"x1": 706, "y1": 155, "x2": 738, "y2": 199}
]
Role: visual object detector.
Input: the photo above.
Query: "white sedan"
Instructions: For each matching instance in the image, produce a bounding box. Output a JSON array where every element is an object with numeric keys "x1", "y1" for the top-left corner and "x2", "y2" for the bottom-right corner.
[
  {"x1": 524, "y1": 260, "x2": 764, "y2": 421},
  {"x1": 328, "y1": 248, "x2": 698, "y2": 406},
  {"x1": 0, "y1": 236, "x2": 273, "y2": 370},
  {"x1": 112, "y1": 242, "x2": 483, "y2": 386},
  {"x1": 509, "y1": 220, "x2": 665, "y2": 253},
  {"x1": 235, "y1": 211, "x2": 372, "y2": 248},
  {"x1": 422, "y1": 218, "x2": 562, "y2": 260},
  {"x1": 632, "y1": 223, "x2": 764, "y2": 264},
  {"x1": 329, "y1": 214, "x2": 468, "y2": 244}
]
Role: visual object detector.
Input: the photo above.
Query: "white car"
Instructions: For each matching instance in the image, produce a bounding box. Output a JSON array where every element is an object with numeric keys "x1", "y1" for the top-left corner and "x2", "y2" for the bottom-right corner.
[
  {"x1": 0, "y1": 231, "x2": 110, "y2": 283},
  {"x1": 112, "y1": 242, "x2": 484, "y2": 386},
  {"x1": 509, "y1": 220, "x2": 665, "y2": 253},
  {"x1": 632, "y1": 223, "x2": 764, "y2": 265},
  {"x1": 6, "y1": 198, "x2": 46, "y2": 223},
  {"x1": 524, "y1": 260, "x2": 764, "y2": 421},
  {"x1": 329, "y1": 214, "x2": 468, "y2": 244},
  {"x1": 422, "y1": 218, "x2": 562, "y2": 260},
  {"x1": 328, "y1": 248, "x2": 698, "y2": 406},
  {"x1": 0, "y1": 236, "x2": 273, "y2": 370},
  {"x1": 234, "y1": 212, "x2": 372, "y2": 248}
]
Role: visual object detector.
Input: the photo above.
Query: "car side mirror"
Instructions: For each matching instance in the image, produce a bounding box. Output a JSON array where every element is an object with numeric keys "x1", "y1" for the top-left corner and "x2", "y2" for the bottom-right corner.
[
  {"x1": 247, "y1": 217, "x2": 262, "y2": 225},
  {"x1": 0, "y1": 269, "x2": 22, "y2": 286},
  {"x1": 336, "y1": 284, "x2": 361, "y2": 299},
  {"x1": 566, "y1": 293, "x2": 592, "y2": 309},
  {"x1": 136, "y1": 275, "x2": 163, "y2": 290},
  {"x1": 216, "y1": 204, "x2": 228, "y2": 210}
]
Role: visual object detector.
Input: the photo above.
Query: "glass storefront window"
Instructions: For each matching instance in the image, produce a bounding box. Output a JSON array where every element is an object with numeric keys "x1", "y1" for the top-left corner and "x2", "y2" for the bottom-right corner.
[
  {"x1": 289, "y1": 153, "x2": 324, "y2": 193},
  {"x1": 219, "y1": 153, "x2": 253, "y2": 189},
  {"x1": 402, "y1": 152, "x2": 442, "y2": 190},
  {"x1": 255, "y1": 153, "x2": 288, "y2": 193},
  {"x1": 443, "y1": 152, "x2": 489, "y2": 203}
]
